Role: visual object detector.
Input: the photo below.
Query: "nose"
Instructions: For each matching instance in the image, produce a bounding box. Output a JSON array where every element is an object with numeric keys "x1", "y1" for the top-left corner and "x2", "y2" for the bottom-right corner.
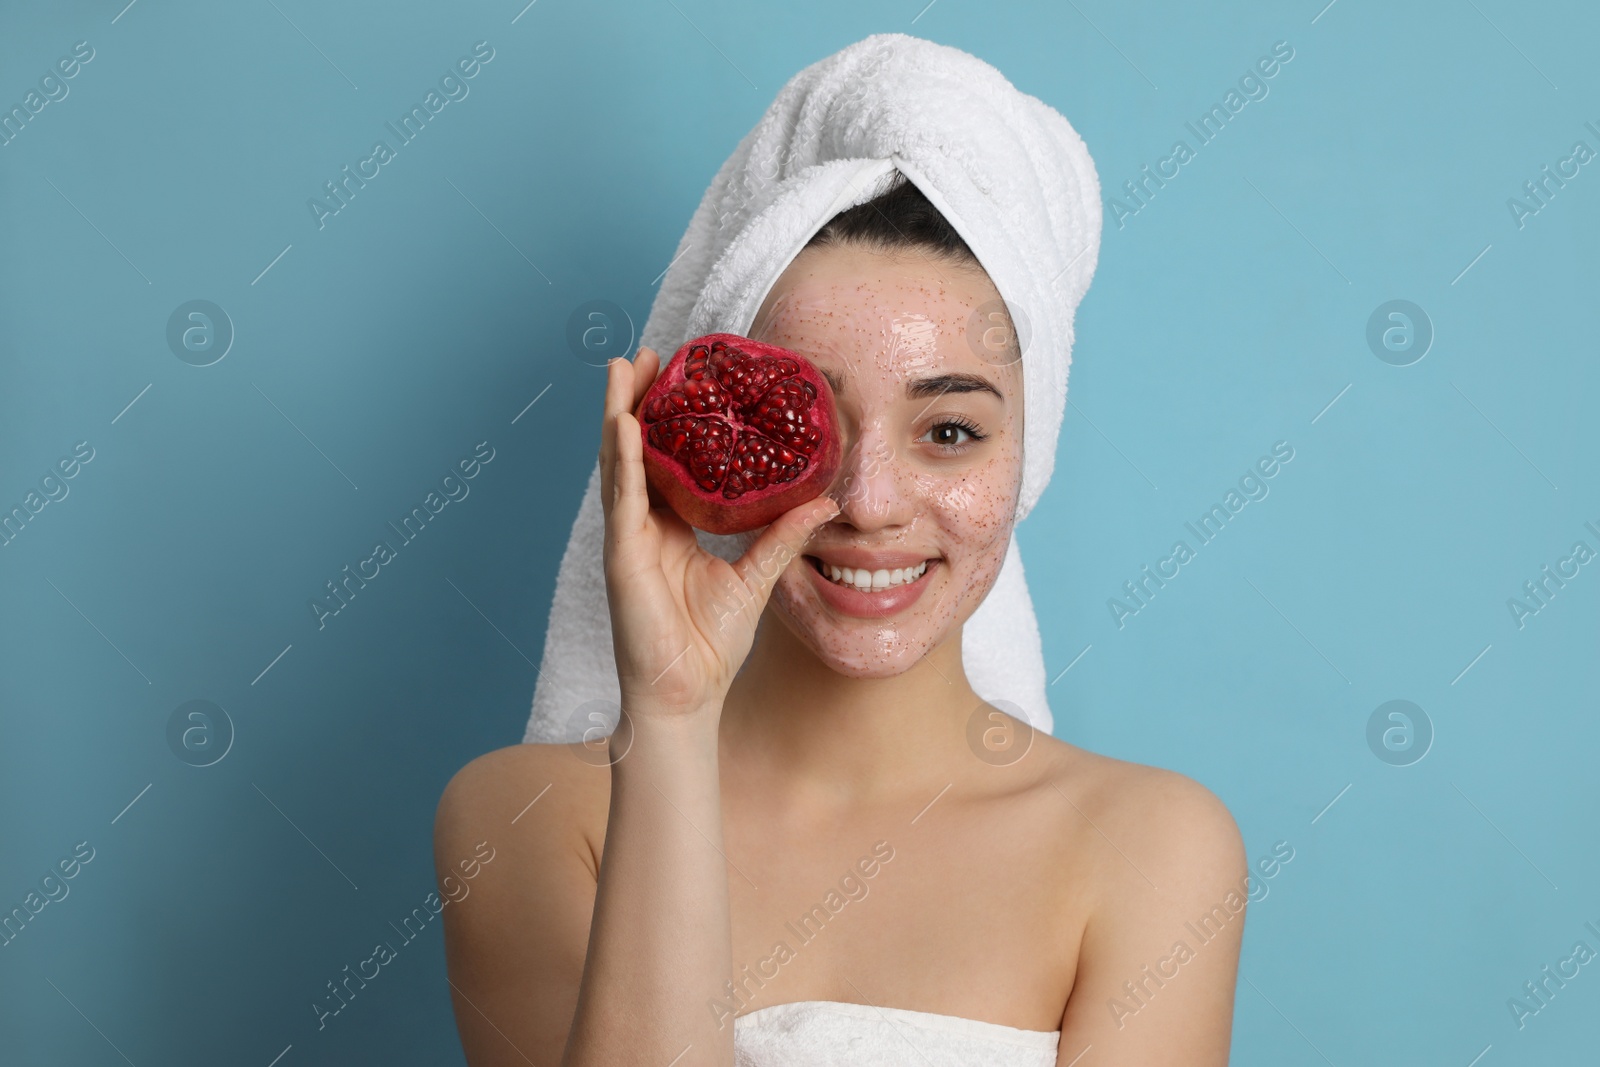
[{"x1": 831, "y1": 420, "x2": 915, "y2": 533}]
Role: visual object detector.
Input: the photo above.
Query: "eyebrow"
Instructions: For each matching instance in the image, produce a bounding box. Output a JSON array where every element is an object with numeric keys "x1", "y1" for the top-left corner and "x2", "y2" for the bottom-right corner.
[
  {"x1": 815, "y1": 368, "x2": 1004, "y2": 403},
  {"x1": 905, "y1": 373, "x2": 1004, "y2": 401}
]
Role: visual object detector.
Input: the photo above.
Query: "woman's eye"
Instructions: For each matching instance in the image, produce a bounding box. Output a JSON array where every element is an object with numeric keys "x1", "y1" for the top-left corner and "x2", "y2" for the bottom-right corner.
[{"x1": 924, "y1": 422, "x2": 979, "y2": 448}]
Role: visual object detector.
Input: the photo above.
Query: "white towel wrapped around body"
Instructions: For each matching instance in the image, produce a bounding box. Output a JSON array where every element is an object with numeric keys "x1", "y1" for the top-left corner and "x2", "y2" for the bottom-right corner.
[
  {"x1": 734, "y1": 1000, "x2": 1059, "y2": 1066},
  {"x1": 525, "y1": 32, "x2": 1101, "y2": 743}
]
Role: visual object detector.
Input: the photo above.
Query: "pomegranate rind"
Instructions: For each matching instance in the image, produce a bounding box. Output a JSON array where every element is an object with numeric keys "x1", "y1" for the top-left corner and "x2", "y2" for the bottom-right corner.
[{"x1": 635, "y1": 333, "x2": 842, "y2": 535}]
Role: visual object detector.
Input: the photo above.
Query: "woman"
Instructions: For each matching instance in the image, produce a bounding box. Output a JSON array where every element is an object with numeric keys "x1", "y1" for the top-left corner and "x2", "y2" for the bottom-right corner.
[{"x1": 436, "y1": 35, "x2": 1246, "y2": 1067}]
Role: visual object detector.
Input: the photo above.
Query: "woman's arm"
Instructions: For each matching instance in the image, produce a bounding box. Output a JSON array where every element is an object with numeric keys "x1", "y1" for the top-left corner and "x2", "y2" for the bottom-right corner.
[
  {"x1": 1054, "y1": 768, "x2": 1249, "y2": 1067},
  {"x1": 434, "y1": 744, "x2": 602, "y2": 1065},
  {"x1": 437, "y1": 349, "x2": 838, "y2": 1067},
  {"x1": 432, "y1": 707, "x2": 737, "y2": 1067},
  {"x1": 563, "y1": 711, "x2": 728, "y2": 1064}
]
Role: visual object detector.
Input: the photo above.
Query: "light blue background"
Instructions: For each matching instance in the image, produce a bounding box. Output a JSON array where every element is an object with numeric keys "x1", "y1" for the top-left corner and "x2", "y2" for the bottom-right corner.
[{"x1": 2, "y1": 0, "x2": 1596, "y2": 1063}]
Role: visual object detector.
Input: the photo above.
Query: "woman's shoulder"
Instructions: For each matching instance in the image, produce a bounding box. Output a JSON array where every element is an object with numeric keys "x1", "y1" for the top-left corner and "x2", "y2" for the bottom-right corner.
[
  {"x1": 1022, "y1": 732, "x2": 1245, "y2": 890},
  {"x1": 439, "y1": 738, "x2": 610, "y2": 808},
  {"x1": 433, "y1": 743, "x2": 614, "y2": 1059},
  {"x1": 434, "y1": 740, "x2": 611, "y2": 869}
]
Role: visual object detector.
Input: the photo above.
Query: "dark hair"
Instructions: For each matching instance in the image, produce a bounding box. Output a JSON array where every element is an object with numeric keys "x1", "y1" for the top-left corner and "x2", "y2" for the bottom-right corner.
[{"x1": 804, "y1": 169, "x2": 981, "y2": 270}]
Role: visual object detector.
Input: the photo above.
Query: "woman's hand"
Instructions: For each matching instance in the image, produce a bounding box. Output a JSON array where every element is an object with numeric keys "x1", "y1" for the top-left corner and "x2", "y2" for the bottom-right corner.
[{"x1": 599, "y1": 346, "x2": 839, "y2": 717}]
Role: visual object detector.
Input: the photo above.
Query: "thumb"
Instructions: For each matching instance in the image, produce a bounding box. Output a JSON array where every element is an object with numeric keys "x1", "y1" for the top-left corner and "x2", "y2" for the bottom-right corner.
[{"x1": 731, "y1": 494, "x2": 841, "y2": 606}]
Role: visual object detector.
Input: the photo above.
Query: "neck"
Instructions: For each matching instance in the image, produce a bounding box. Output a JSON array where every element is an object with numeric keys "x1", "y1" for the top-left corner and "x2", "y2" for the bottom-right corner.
[{"x1": 720, "y1": 610, "x2": 980, "y2": 808}]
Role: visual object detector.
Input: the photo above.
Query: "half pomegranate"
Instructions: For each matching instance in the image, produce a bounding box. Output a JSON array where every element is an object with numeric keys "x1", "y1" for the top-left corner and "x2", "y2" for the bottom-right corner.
[{"x1": 635, "y1": 333, "x2": 842, "y2": 535}]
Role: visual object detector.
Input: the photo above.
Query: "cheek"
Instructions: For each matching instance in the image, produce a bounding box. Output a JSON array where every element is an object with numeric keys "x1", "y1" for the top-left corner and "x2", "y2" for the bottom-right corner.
[
  {"x1": 915, "y1": 454, "x2": 1011, "y2": 585},
  {"x1": 765, "y1": 446, "x2": 1023, "y2": 676}
]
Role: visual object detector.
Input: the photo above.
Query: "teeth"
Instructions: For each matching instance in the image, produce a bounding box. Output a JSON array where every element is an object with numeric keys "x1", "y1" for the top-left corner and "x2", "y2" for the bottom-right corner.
[{"x1": 822, "y1": 560, "x2": 928, "y2": 592}]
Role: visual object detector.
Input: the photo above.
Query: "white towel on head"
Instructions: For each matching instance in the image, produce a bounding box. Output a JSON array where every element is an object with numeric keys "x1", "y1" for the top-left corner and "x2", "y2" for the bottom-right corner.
[{"x1": 524, "y1": 32, "x2": 1101, "y2": 744}]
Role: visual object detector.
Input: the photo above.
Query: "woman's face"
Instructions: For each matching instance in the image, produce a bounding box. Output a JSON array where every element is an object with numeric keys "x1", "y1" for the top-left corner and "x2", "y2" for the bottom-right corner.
[{"x1": 748, "y1": 241, "x2": 1025, "y2": 677}]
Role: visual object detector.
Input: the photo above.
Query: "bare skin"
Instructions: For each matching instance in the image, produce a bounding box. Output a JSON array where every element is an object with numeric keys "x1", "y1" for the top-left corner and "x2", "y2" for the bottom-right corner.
[{"x1": 435, "y1": 245, "x2": 1247, "y2": 1067}]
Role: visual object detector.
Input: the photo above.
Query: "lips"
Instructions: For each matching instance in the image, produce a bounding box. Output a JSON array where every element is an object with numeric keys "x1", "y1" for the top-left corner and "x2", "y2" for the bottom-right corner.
[{"x1": 802, "y1": 554, "x2": 937, "y2": 618}]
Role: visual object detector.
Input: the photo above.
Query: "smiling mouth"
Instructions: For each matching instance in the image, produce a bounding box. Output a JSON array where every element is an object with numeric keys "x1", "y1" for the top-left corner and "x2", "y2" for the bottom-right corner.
[{"x1": 806, "y1": 557, "x2": 933, "y2": 593}]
